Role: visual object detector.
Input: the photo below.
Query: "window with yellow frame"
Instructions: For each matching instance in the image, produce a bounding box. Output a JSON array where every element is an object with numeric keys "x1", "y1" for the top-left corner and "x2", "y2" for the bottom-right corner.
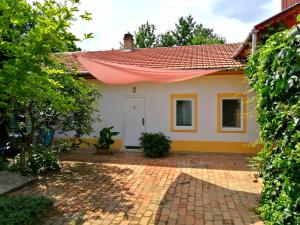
[
  {"x1": 170, "y1": 94, "x2": 197, "y2": 132},
  {"x1": 217, "y1": 93, "x2": 247, "y2": 133}
]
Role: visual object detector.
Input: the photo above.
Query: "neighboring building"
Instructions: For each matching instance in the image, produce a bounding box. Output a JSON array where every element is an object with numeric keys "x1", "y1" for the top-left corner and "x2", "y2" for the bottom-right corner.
[
  {"x1": 234, "y1": 0, "x2": 300, "y2": 58},
  {"x1": 64, "y1": 0, "x2": 300, "y2": 153}
]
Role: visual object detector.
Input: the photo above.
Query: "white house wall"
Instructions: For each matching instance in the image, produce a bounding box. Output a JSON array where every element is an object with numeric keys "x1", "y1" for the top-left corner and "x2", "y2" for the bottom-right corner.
[{"x1": 88, "y1": 74, "x2": 259, "y2": 149}]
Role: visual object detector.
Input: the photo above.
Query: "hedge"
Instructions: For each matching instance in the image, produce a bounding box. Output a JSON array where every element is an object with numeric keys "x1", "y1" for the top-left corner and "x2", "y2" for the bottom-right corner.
[{"x1": 0, "y1": 195, "x2": 53, "y2": 225}]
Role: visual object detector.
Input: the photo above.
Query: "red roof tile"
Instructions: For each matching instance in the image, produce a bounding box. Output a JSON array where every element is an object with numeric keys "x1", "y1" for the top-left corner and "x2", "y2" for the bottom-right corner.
[{"x1": 65, "y1": 43, "x2": 244, "y2": 72}]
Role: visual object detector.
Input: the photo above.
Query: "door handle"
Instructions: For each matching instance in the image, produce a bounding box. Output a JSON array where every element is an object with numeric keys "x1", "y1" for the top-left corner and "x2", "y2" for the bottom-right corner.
[{"x1": 142, "y1": 118, "x2": 145, "y2": 126}]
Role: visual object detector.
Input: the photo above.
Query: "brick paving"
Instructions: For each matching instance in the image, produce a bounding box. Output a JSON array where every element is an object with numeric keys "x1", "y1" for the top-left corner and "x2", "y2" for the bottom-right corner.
[{"x1": 11, "y1": 150, "x2": 263, "y2": 225}]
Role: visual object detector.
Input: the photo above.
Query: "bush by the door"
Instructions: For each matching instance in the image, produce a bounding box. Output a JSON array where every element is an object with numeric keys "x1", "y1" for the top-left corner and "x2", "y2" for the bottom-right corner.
[{"x1": 139, "y1": 132, "x2": 171, "y2": 157}]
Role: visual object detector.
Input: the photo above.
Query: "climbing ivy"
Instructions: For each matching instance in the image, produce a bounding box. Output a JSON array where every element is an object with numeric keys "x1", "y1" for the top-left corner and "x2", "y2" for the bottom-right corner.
[{"x1": 245, "y1": 27, "x2": 300, "y2": 224}]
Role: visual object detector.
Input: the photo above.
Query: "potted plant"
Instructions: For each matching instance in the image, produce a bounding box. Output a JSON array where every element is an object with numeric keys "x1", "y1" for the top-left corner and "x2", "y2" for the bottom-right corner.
[
  {"x1": 95, "y1": 127, "x2": 119, "y2": 154},
  {"x1": 139, "y1": 132, "x2": 171, "y2": 157}
]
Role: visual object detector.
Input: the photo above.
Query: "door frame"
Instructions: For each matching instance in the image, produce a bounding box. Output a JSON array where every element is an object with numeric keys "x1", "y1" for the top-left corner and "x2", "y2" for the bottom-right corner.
[{"x1": 122, "y1": 95, "x2": 146, "y2": 147}]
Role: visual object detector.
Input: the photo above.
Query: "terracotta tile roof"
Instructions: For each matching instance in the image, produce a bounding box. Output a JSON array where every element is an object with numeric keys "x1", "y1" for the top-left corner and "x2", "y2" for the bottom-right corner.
[{"x1": 65, "y1": 43, "x2": 244, "y2": 72}]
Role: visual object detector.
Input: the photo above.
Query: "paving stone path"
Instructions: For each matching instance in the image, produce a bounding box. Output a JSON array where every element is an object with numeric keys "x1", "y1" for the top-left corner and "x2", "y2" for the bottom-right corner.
[
  {"x1": 0, "y1": 171, "x2": 33, "y2": 195},
  {"x1": 11, "y1": 150, "x2": 263, "y2": 225}
]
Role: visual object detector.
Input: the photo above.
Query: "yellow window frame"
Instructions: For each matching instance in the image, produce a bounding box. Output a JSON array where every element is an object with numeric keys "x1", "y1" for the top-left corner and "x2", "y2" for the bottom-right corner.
[
  {"x1": 170, "y1": 93, "x2": 198, "y2": 132},
  {"x1": 217, "y1": 93, "x2": 247, "y2": 133}
]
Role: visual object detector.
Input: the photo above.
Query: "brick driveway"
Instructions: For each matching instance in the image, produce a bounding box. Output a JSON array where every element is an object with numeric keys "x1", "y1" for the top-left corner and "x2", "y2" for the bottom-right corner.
[{"x1": 12, "y1": 150, "x2": 262, "y2": 225}]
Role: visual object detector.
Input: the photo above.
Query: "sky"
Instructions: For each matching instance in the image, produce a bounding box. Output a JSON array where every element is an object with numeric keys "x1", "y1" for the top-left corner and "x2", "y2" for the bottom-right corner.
[{"x1": 71, "y1": 0, "x2": 281, "y2": 51}]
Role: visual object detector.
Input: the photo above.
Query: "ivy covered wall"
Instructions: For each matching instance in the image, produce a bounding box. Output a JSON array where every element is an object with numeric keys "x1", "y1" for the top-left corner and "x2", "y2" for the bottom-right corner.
[{"x1": 246, "y1": 27, "x2": 300, "y2": 224}]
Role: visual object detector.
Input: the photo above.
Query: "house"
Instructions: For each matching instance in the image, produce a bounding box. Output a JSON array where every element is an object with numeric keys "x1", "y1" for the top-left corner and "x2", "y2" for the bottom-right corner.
[{"x1": 64, "y1": 0, "x2": 300, "y2": 154}]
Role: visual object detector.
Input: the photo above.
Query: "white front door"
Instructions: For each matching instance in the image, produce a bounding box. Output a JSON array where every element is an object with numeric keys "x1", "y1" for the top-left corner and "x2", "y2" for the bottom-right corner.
[{"x1": 124, "y1": 97, "x2": 145, "y2": 147}]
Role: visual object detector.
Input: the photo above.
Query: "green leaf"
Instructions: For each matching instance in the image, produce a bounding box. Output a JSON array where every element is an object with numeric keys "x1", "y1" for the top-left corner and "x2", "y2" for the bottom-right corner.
[
  {"x1": 84, "y1": 32, "x2": 94, "y2": 39},
  {"x1": 80, "y1": 11, "x2": 92, "y2": 21},
  {"x1": 297, "y1": 14, "x2": 300, "y2": 22}
]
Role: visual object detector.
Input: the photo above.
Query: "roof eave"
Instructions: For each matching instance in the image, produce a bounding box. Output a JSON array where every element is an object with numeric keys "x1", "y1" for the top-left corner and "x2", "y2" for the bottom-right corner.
[
  {"x1": 255, "y1": 2, "x2": 300, "y2": 30},
  {"x1": 232, "y1": 2, "x2": 300, "y2": 59},
  {"x1": 232, "y1": 34, "x2": 251, "y2": 58}
]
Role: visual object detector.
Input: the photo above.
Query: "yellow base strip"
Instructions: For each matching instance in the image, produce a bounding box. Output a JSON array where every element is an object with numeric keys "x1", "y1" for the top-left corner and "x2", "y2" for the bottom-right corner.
[
  {"x1": 79, "y1": 138, "x2": 123, "y2": 149},
  {"x1": 171, "y1": 140, "x2": 260, "y2": 153},
  {"x1": 54, "y1": 138, "x2": 260, "y2": 154},
  {"x1": 54, "y1": 137, "x2": 123, "y2": 150}
]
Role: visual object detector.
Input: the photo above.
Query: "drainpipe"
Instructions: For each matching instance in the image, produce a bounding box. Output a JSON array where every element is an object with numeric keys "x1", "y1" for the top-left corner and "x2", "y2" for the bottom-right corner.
[{"x1": 251, "y1": 29, "x2": 259, "y2": 54}]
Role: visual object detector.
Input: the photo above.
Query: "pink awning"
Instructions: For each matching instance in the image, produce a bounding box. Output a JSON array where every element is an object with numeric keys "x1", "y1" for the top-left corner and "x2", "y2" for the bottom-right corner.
[{"x1": 76, "y1": 56, "x2": 220, "y2": 84}]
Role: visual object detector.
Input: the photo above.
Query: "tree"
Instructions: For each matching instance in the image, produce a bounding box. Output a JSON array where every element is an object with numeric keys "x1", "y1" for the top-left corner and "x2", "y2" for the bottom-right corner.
[
  {"x1": 157, "y1": 31, "x2": 176, "y2": 47},
  {"x1": 132, "y1": 15, "x2": 225, "y2": 48},
  {"x1": 172, "y1": 15, "x2": 196, "y2": 46},
  {"x1": 58, "y1": 33, "x2": 82, "y2": 52},
  {"x1": 192, "y1": 24, "x2": 225, "y2": 45},
  {"x1": 0, "y1": 93, "x2": 12, "y2": 145},
  {"x1": 0, "y1": 0, "x2": 96, "y2": 169},
  {"x1": 171, "y1": 15, "x2": 225, "y2": 46},
  {"x1": 135, "y1": 22, "x2": 156, "y2": 48}
]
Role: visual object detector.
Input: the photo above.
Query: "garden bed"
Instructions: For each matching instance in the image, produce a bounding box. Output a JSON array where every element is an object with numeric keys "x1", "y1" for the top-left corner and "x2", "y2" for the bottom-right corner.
[{"x1": 0, "y1": 195, "x2": 53, "y2": 225}]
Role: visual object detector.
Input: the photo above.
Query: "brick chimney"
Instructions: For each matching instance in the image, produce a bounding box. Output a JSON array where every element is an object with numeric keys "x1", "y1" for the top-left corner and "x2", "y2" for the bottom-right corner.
[
  {"x1": 282, "y1": 0, "x2": 300, "y2": 10},
  {"x1": 123, "y1": 33, "x2": 134, "y2": 50}
]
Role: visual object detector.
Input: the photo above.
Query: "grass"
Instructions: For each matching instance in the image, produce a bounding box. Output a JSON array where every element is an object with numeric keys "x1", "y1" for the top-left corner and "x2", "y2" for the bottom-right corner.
[{"x1": 0, "y1": 195, "x2": 53, "y2": 225}]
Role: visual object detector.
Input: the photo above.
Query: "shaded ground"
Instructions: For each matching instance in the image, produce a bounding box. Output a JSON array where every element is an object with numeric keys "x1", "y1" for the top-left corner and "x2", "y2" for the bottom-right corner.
[
  {"x1": 11, "y1": 149, "x2": 263, "y2": 225},
  {"x1": 0, "y1": 171, "x2": 33, "y2": 195}
]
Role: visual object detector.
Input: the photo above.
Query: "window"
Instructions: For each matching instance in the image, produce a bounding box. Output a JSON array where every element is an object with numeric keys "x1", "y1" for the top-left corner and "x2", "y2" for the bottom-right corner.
[
  {"x1": 217, "y1": 93, "x2": 247, "y2": 133},
  {"x1": 170, "y1": 94, "x2": 197, "y2": 132},
  {"x1": 176, "y1": 100, "x2": 192, "y2": 126},
  {"x1": 222, "y1": 99, "x2": 241, "y2": 128}
]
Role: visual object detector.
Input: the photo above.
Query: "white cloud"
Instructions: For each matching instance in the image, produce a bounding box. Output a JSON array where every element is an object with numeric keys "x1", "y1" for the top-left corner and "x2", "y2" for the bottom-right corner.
[{"x1": 71, "y1": 0, "x2": 281, "y2": 51}]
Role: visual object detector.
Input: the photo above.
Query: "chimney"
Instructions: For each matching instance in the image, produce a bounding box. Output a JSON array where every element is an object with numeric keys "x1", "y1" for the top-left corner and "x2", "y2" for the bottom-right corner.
[
  {"x1": 123, "y1": 33, "x2": 134, "y2": 50},
  {"x1": 282, "y1": 0, "x2": 300, "y2": 10}
]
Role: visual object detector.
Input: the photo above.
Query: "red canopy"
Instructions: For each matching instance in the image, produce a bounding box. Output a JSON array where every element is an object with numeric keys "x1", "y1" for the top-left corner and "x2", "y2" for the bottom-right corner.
[{"x1": 76, "y1": 56, "x2": 220, "y2": 84}]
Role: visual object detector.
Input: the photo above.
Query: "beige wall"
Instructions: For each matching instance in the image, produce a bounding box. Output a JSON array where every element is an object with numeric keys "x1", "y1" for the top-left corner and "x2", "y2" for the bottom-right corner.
[{"x1": 88, "y1": 74, "x2": 259, "y2": 148}]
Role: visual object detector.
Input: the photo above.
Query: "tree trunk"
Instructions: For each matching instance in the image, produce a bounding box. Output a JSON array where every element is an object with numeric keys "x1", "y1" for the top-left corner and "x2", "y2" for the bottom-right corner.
[
  {"x1": 20, "y1": 148, "x2": 26, "y2": 170},
  {"x1": 19, "y1": 103, "x2": 36, "y2": 170},
  {"x1": 0, "y1": 96, "x2": 15, "y2": 126},
  {"x1": 19, "y1": 143, "x2": 27, "y2": 170}
]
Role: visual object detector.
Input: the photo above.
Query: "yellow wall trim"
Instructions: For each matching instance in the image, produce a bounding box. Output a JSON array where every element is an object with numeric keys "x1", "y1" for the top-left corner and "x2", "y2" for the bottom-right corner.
[
  {"x1": 217, "y1": 93, "x2": 247, "y2": 133},
  {"x1": 55, "y1": 137, "x2": 123, "y2": 150},
  {"x1": 171, "y1": 140, "x2": 260, "y2": 153},
  {"x1": 55, "y1": 138, "x2": 259, "y2": 154},
  {"x1": 81, "y1": 138, "x2": 123, "y2": 149},
  {"x1": 170, "y1": 93, "x2": 198, "y2": 132}
]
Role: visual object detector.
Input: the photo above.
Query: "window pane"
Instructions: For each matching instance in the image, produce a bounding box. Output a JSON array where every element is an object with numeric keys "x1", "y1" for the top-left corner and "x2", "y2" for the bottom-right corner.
[
  {"x1": 176, "y1": 100, "x2": 192, "y2": 126},
  {"x1": 222, "y1": 99, "x2": 241, "y2": 128}
]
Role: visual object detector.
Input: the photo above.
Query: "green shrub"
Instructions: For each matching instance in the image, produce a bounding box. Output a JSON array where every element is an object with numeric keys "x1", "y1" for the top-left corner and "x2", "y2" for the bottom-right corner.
[
  {"x1": 0, "y1": 160, "x2": 8, "y2": 171},
  {"x1": 246, "y1": 27, "x2": 300, "y2": 224},
  {"x1": 95, "y1": 127, "x2": 119, "y2": 151},
  {"x1": 0, "y1": 195, "x2": 53, "y2": 225},
  {"x1": 139, "y1": 132, "x2": 171, "y2": 157},
  {"x1": 10, "y1": 144, "x2": 60, "y2": 175},
  {"x1": 52, "y1": 139, "x2": 78, "y2": 153}
]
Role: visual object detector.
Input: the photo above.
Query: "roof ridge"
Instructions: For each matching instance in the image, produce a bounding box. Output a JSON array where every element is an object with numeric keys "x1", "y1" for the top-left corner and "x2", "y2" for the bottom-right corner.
[
  {"x1": 70, "y1": 42, "x2": 243, "y2": 54},
  {"x1": 64, "y1": 42, "x2": 245, "y2": 71}
]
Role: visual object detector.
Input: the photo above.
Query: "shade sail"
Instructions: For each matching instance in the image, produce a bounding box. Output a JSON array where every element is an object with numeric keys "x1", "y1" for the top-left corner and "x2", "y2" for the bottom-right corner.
[{"x1": 76, "y1": 56, "x2": 220, "y2": 84}]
